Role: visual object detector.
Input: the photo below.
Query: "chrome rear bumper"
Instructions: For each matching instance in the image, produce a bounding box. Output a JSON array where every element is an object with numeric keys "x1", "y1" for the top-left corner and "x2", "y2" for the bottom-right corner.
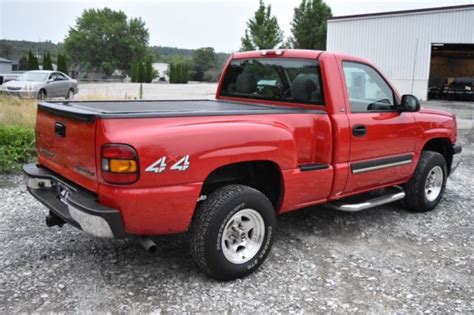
[{"x1": 24, "y1": 164, "x2": 125, "y2": 238}]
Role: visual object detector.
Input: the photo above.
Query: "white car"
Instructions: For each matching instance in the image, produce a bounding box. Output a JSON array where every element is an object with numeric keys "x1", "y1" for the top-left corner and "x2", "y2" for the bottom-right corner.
[{"x1": 1, "y1": 70, "x2": 78, "y2": 100}]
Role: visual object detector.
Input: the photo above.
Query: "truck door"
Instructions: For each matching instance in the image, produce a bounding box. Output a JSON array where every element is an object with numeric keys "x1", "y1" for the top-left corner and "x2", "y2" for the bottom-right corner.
[{"x1": 340, "y1": 60, "x2": 417, "y2": 194}]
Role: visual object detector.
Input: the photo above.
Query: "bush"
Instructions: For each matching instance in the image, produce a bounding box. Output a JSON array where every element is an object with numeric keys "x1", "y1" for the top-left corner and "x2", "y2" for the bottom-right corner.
[
  {"x1": 0, "y1": 126, "x2": 35, "y2": 172},
  {"x1": 169, "y1": 62, "x2": 189, "y2": 84},
  {"x1": 147, "y1": 61, "x2": 158, "y2": 83},
  {"x1": 42, "y1": 52, "x2": 53, "y2": 70},
  {"x1": 138, "y1": 62, "x2": 146, "y2": 83},
  {"x1": 204, "y1": 69, "x2": 221, "y2": 82},
  {"x1": 28, "y1": 50, "x2": 39, "y2": 70},
  {"x1": 57, "y1": 53, "x2": 68, "y2": 74},
  {"x1": 131, "y1": 62, "x2": 138, "y2": 82}
]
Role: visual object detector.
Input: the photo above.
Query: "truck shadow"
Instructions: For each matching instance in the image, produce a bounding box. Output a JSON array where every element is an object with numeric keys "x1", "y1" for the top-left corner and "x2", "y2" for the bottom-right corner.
[
  {"x1": 276, "y1": 201, "x2": 408, "y2": 239},
  {"x1": 60, "y1": 200, "x2": 411, "y2": 282}
]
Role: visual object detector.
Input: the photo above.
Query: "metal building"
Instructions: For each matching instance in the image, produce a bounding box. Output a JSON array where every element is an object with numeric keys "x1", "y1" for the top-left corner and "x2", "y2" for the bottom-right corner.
[
  {"x1": 327, "y1": 5, "x2": 474, "y2": 100},
  {"x1": 0, "y1": 58, "x2": 13, "y2": 74}
]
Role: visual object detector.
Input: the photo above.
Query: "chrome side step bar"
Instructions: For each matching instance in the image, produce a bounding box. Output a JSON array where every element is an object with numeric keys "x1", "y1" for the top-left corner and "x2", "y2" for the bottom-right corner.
[{"x1": 328, "y1": 186, "x2": 406, "y2": 212}]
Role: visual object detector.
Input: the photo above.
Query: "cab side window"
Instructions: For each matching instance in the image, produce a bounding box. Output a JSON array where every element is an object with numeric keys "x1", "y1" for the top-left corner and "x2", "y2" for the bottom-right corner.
[
  {"x1": 342, "y1": 62, "x2": 395, "y2": 113},
  {"x1": 55, "y1": 73, "x2": 66, "y2": 81}
]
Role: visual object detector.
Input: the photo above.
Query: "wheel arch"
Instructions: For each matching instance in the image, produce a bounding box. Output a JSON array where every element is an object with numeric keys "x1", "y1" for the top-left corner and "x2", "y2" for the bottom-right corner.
[
  {"x1": 37, "y1": 88, "x2": 47, "y2": 99},
  {"x1": 199, "y1": 160, "x2": 284, "y2": 212},
  {"x1": 421, "y1": 137, "x2": 453, "y2": 173}
]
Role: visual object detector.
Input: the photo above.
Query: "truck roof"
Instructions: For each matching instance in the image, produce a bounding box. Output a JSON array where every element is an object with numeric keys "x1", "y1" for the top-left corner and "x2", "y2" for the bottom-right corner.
[
  {"x1": 229, "y1": 50, "x2": 372, "y2": 67},
  {"x1": 232, "y1": 49, "x2": 325, "y2": 60}
]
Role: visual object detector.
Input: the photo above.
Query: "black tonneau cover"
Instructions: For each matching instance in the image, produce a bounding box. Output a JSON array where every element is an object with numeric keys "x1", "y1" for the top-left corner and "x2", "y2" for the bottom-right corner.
[{"x1": 38, "y1": 99, "x2": 323, "y2": 121}]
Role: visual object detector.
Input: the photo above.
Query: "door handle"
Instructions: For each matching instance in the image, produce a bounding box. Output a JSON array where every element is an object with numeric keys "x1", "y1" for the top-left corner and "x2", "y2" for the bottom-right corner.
[
  {"x1": 352, "y1": 124, "x2": 367, "y2": 137},
  {"x1": 55, "y1": 122, "x2": 66, "y2": 137}
]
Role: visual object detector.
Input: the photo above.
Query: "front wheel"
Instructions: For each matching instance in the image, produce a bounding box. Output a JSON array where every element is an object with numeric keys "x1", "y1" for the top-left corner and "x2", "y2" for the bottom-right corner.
[
  {"x1": 65, "y1": 88, "x2": 74, "y2": 100},
  {"x1": 404, "y1": 151, "x2": 447, "y2": 212},
  {"x1": 37, "y1": 89, "x2": 47, "y2": 100},
  {"x1": 190, "y1": 185, "x2": 276, "y2": 280}
]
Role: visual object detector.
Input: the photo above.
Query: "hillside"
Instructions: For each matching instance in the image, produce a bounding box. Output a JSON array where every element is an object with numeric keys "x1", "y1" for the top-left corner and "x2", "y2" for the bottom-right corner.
[
  {"x1": 0, "y1": 40, "x2": 229, "y2": 65},
  {"x1": 151, "y1": 46, "x2": 196, "y2": 58},
  {"x1": 0, "y1": 40, "x2": 63, "y2": 61}
]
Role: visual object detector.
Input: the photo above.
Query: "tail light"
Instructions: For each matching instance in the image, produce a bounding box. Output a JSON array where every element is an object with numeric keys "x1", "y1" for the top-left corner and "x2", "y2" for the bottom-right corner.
[{"x1": 101, "y1": 144, "x2": 139, "y2": 184}]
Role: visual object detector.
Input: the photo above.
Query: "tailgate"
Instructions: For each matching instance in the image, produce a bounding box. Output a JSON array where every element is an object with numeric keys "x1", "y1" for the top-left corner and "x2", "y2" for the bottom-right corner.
[{"x1": 36, "y1": 104, "x2": 99, "y2": 192}]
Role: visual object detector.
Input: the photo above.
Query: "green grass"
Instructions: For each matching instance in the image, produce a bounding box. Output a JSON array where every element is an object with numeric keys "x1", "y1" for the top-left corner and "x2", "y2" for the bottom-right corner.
[
  {"x1": 0, "y1": 125, "x2": 35, "y2": 172},
  {"x1": 0, "y1": 93, "x2": 127, "y2": 172},
  {"x1": 0, "y1": 95, "x2": 37, "y2": 172}
]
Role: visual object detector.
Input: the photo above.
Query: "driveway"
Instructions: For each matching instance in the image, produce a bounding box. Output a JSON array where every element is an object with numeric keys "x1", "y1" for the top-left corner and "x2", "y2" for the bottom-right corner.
[{"x1": 0, "y1": 100, "x2": 472, "y2": 313}]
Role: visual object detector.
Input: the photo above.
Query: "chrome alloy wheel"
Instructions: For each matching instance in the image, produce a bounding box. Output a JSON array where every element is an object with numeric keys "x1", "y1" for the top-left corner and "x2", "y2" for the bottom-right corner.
[
  {"x1": 221, "y1": 208, "x2": 265, "y2": 264},
  {"x1": 424, "y1": 166, "x2": 444, "y2": 202}
]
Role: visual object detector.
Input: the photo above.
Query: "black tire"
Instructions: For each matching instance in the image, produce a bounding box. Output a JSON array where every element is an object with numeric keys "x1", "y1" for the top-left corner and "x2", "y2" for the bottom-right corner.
[
  {"x1": 404, "y1": 151, "x2": 447, "y2": 212},
  {"x1": 37, "y1": 89, "x2": 47, "y2": 100},
  {"x1": 65, "y1": 88, "x2": 74, "y2": 100},
  {"x1": 190, "y1": 185, "x2": 276, "y2": 281}
]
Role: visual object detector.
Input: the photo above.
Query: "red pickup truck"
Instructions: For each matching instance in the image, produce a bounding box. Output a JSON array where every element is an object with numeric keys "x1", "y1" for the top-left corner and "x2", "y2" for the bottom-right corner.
[{"x1": 24, "y1": 49, "x2": 461, "y2": 280}]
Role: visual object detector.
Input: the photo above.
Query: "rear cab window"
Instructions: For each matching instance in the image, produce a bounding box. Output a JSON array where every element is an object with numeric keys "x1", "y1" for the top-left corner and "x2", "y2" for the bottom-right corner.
[{"x1": 220, "y1": 58, "x2": 324, "y2": 106}]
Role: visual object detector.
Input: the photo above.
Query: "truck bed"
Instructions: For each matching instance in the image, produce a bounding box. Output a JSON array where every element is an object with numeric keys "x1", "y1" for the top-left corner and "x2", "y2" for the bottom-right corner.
[{"x1": 39, "y1": 99, "x2": 321, "y2": 121}]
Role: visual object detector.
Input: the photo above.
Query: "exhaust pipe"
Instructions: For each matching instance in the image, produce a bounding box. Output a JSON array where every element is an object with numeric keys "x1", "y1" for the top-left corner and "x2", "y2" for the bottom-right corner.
[
  {"x1": 139, "y1": 237, "x2": 157, "y2": 254},
  {"x1": 46, "y1": 212, "x2": 65, "y2": 227}
]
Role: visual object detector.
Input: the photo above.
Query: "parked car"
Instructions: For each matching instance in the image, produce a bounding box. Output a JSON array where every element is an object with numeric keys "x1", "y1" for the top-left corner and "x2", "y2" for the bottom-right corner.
[
  {"x1": 447, "y1": 77, "x2": 474, "y2": 101},
  {"x1": 0, "y1": 73, "x2": 20, "y2": 85},
  {"x1": 428, "y1": 84, "x2": 452, "y2": 100},
  {"x1": 0, "y1": 70, "x2": 78, "y2": 99},
  {"x1": 24, "y1": 50, "x2": 461, "y2": 280}
]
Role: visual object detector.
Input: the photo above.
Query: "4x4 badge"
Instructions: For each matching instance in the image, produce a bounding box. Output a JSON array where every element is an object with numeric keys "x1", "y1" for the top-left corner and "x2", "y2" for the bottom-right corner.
[{"x1": 146, "y1": 155, "x2": 190, "y2": 173}]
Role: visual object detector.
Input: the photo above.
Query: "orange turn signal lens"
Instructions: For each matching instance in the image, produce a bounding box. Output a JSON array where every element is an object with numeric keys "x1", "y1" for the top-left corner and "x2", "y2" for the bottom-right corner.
[{"x1": 109, "y1": 159, "x2": 137, "y2": 173}]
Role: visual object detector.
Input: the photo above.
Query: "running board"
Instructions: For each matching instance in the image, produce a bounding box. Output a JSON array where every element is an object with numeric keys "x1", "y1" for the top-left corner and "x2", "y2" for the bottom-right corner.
[{"x1": 328, "y1": 187, "x2": 406, "y2": 212}]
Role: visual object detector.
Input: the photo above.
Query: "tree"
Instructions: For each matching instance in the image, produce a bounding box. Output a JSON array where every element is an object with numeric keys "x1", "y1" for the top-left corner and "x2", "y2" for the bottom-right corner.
[
  {"x1": 138, "y1": 62, "x2": 146, "y2": 83},
  {"x1": 57, "y1": 53, "x2": 68, "y2": 74},
  {"x1": 42, "y1": 52, "x2": 53, "y2": 70},
  {"x1": 169, "y1": 63, "x2": 175, "y2": 83},
  {"x1": 64, "y1": 8, "x2": 149, "y2": 76},
  {"x1": 192, "y1": 47, "x2": 217, "y2": 81},
  {"x1": 27, "y1": 50, "x2": 39, "y2": 70},
  {"x1": 169, "y1": 62, "x2": 188, "y2": 84},
  {"x1": 179, "y1": 63, "x2": 188, "y2": 83},
  {"x1": 240, "y1": 0, "x2": 283, "y2": 51},
  {"x1": 131, "y1": 61, "x2": 139, "y2": 82},
  {"x1": 18, "y1": 56, "x2": 28, "y2": 70},
  {"x1": 56, "y1": 54, "x2": 62, "y2": 72},
  {"x1": 41, "y1": 53, "x2": 46, "y2": 69},
  {"x1": 0, "y1": 42, "x2": 13, "y2": 59},
  {"x1": 144, "y1": 59, "x2": 157, "y2": 83},
  {"x1": 289, "y1": 0, "x2": 332, "y2": 50}
]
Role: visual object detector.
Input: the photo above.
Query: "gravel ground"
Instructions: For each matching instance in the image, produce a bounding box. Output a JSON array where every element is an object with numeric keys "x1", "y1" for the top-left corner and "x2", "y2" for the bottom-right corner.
[{"x1": 1, "y1": 101, "x2": 473, "y2": 313}]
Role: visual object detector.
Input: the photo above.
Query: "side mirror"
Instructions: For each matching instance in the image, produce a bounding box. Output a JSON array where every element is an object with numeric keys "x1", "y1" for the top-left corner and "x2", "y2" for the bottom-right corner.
[{"x1": 400, "y1": 94, "x2": 420, "y2": 112}]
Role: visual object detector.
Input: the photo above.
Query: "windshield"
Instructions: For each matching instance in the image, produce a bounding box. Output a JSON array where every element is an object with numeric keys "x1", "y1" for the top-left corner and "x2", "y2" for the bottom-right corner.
[
  {"x1": 17, "y1": 72, "x2": 49, "y2": 82},
  {"x1": 220, "y1": 58, "x2": 324, "y2": 105}
]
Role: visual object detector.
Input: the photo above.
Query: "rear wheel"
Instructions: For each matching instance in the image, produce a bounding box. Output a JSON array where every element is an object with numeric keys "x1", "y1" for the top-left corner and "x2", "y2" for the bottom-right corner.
[
  {"x1": 404, "y1": 151, "x2": 447, "y2": 212},
  {"x1": 37, "y1": 89, "x2": 47, "y2": 100},
  {"x1": 190, "y1": 185, "x2": 276, "y2": 280},
  {"x1": 65, "y1": 88, "x2": 74, "y2": 100}
]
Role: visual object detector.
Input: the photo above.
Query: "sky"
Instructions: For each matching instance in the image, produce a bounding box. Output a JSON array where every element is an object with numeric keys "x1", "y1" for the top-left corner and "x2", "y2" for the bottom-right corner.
[{"x1": 1, "y1": 0, "x2": 473, "y2": 52}]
